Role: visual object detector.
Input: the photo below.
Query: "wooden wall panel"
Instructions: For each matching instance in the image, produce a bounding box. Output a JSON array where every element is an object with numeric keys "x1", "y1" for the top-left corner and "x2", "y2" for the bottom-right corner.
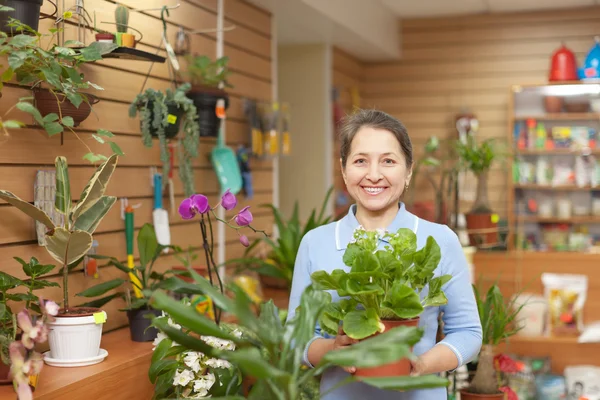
[
  {"x1": 0, "y1": 0, "x2": 272, "y2": 333},
  {"x1": 362, "y1": 7, "x2": 600, "y2": 218},
  {"x1": 332, "y1": 47, "x2": 363, "y2": 218}
]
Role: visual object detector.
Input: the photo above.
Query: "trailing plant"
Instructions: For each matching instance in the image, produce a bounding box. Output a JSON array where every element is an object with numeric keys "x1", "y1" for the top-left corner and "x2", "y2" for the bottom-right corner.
[
  {"x1": 464, "y1": 283, "x2": 526, "y2": 397},
  {"x1": 228, "y1": 186, "x2": 334, "y2": 286},
  {"x1": 311, "y1": 226, "x2": 452, "y2": 340},
  {"x1": 184, "y1": 55, "x2": 233, "y2": 88},
  {"x1": 0, "y1": 16, "x2": 123, "y2": 163},
  {"x1": 147, "y1": 273, "x2": 450, "y2": 399},
  {"x1": 0, "y1": 258, "x2": 58, "y2": 367},
  {"x1": 0, "y1": 155, "x2": 119, "y2": 313},
  {"x1": 129, "y1": 83, "x2": 200, "y2": 196}
]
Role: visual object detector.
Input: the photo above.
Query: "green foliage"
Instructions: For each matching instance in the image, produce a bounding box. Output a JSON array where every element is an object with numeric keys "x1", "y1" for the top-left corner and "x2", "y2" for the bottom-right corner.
[
  {"x1": 129, "y1": 83, "x2": 200, "y2": 197},
  {"x1": 115, "y1": 4, "x2": 129, "y2": 33},
  {"x1": 311, "y1": 227, "x2": 452, "y2": 340},
  {"x1": 0, "y1": 155, "x2": 119, "y2": 311},
  {"x1": 474, "y1": 283, "x2": 525, "y2": 346},
  {"x1": 0, "y1": 17, "x2": 122, "y2": 162},
  {"x1": 229, "y1": 186, "x2": 334, "y2": 285},
  {"x1": 455, "y1": 136, "x2": 503, "y2": 177},
  {"x1": 146, "y1": 268, "x2": 449, "y2": 399},
  {"x1": 185, "y1": 55, "x2": 232, "y2": 88},
  {"x1": 0, "y1": 257, "x2": 58, "y2": 365}
]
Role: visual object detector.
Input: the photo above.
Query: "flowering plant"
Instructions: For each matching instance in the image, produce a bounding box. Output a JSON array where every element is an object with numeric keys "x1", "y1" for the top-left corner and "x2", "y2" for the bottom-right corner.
[
  {"x1": 177, "y1": 188, "x2": 268, "y2": 324},
  {"x1": 10, "y1": 297, "x2": 59, "y2": 400},
  {"x1": 149, "y1": 301, "x2": 243, "y2": 399},
  {"x1": 311, "y1": 226, "x2": 451, "y2": 339}
]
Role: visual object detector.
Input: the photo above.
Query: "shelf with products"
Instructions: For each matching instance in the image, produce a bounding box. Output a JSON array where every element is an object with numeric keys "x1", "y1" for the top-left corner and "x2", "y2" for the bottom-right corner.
[{"x1": 509, "y1": 82, "x2": 600, "y2": 253}]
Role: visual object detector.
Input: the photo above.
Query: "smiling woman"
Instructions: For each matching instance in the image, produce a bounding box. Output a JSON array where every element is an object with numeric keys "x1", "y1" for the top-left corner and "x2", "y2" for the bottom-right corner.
[{"x1": 286, "y1": 109, "x2": 483, "y2": 400}]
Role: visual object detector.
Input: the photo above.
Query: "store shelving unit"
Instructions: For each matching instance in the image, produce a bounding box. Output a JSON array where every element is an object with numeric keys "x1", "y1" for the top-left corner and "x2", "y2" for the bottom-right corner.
[{"x1": 508, "y1": 81, "x2": 600, "y2": 252}]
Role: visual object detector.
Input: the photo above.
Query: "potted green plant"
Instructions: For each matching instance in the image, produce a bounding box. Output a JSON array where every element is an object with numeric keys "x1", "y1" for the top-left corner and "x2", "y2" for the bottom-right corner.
[
  {"x1": 311, "y1": 226, "x2": 452, "y2": 377},
  {"x1": 455, "y1": 136, "x2": 504, "y2": 248},
  {"x1": 0, "y1": 1, "x2": 44, "y2": 35},
  {"x1": 0, "y1": 17, "x2": 123, "y2": 163},
  {"x1": 460, "y1": 284, "x2": 525, "y2": 400},
  {"x1": 74, "y1": 223, "x2": 194, "y2": 343},
  {"x1": 0, "y1": 154, "x2": 119, "y2": 365},
  {"x1": 129, "y1": 83, "x2": 200, "y2": 196},
  {"x1": 0, "y1": 257, "x2": 58, "y2": 384},
  {"x1": 183, "y1": 55, "x2": 232, "y2": 138},
  {"x1": 230, "y1": 186, "x2": 334, "y2": 290}
]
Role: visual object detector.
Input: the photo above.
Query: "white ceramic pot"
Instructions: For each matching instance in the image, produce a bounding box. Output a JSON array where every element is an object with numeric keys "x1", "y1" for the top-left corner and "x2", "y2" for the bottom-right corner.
[{"x1": 47, "y1": 310, "x2": 107, "y2": 361}]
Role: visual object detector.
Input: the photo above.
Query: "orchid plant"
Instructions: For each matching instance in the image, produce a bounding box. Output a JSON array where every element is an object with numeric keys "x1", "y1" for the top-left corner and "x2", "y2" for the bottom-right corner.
[
  {"x1": 10, "y1": 297, "x2": 59, "y2": 400},
  {"x1": 177, "y1": 188, "x2": 268, "y2": 324}
]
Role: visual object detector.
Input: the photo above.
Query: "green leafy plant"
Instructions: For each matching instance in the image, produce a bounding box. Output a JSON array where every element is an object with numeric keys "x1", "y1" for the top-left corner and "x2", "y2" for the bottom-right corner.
[
  {"x1": 75, "y1": 223, "x2": 193, "y2": 311},
  {"x1": 464, "y1": 283, "x2": 526, "y2": 396},
  {"x1": 311, "y1": 227, "x2": 452, "y2": 340},
  {"x1": 455, "y1": 136, "x2": 504, "y2": 214},
  {"x1": 146, "y1": 269, "x2": 450, "y2": 399},
  {"x1": 0, "y1": 16, "x2": 123, "y2": 162},
  {"x1": 0, "y1": 258, "x2": 58, "y2": 367},
  {"x1": 129, "y1": 83, "x2": 200, "y2": 197},
  {"x1": 0, "y1": 154, "x2": 119, "y2": 314},
  {"x1": 230, "y1": 186, "x2": 334, "y2": 286},
  {"x1": 184, "y1": 55, "x2": 232, "y2": 88}
]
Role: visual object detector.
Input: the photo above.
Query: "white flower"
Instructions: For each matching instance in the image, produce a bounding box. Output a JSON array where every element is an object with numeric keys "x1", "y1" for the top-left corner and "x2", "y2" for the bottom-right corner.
[
  {"x1": 152, "y1": 332, "x2": 168, "y2": 350},
  {"x1": 205, "y1": 358, "x2": 232, "y2": 369},
  {"x1": 167, "y1": 317, "x2": 181, "y2": 330},
  {"x1": 193, "y1": 372, "x2": 215, "y2": 393},
  {"x1": 173, "y1": 368, "x2": 195, "y2": 387},
  {"x1": 44, "y1": 301, "x2": 60, "y2": 316},
  {"x1": 184, "y1": 352, "x2": 203, "y2": 373},
  {"x1": 189, "y1": 388, "x2": 209, "y2": 398},
  {"x1": 201, "y1": 335, "x2": 234, "y2": 350}
]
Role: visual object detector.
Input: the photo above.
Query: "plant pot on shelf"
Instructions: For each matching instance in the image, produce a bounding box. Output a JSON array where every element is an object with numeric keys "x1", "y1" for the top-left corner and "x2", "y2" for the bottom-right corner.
[
  {"x1": 465, "y1": 212, "x2": 498, "y2": 248},
  {"x1": 95, "y1": 32, "x2": 115, "y2": 43},
  {"x1": 186, "y1": 85, "x2": 229, "y2": 138},
  {"x1": 46, "y1": 307, "x2": 107, "y2": 367},
  {"x1": 459, "y1": 390, "x2": 505, "y2": 400},
  {"x1": 353, "y1": 317, "x2": 420, "y2": 378},
  {"x1": 33, "y1": 89, "x2": 99, "y2": 127},
  {"x1": 120, "y1": 33, "x2": 136, "y2": 48},
  {"x1": 0, "y1": 0, "x2": 43, "y2": 36},
  {"x1": 144, "y1": 101, "x2": 184, "y2": 139},
  {"x1": 258, "y1": 274, "x2": 289, "y2": 290},
  {"x1": 126, "y1": 308, "x2": 161, "y2": 342}
]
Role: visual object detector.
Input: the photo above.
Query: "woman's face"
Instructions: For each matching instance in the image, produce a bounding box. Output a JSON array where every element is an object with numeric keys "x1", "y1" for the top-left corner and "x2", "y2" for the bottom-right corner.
[{"x1": 342, "y1": 126, "x2": 412, "y2": 214}]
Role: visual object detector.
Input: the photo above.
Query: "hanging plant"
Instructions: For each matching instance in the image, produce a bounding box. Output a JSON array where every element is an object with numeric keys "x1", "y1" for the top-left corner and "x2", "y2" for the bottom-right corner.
[{"x1": 129, "y1": 83, "x2": 200, "y2": 196}]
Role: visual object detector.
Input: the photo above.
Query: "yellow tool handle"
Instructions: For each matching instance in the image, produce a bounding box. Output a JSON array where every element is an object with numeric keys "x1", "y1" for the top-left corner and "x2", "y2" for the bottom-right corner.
[{"x1": 128, "y1": 255, "x2": 143, "y2": 298}]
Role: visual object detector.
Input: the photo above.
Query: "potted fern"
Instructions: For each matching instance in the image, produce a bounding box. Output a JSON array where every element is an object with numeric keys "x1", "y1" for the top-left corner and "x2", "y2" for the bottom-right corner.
[
  {"x1": 129, "y1": 83, "x2": 200, "y2": 197},
  {"x1": 0, "y1": 154, "x2": 119, "y2": 365},
  {"x1": 460, "y1": 284, "x2": 525, "y2": 400},
  {"x1": 183, "y1": 55, "x2": 232, "y2": 138},
  {"x1": 311, "y1": 226, "x2": 452, "y2": 377}
]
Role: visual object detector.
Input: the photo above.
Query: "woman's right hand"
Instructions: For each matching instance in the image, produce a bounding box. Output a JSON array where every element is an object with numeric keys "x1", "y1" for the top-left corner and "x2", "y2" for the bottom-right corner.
[{"x1": 333, "y1": 325, "x2": 359, "y2": 374}]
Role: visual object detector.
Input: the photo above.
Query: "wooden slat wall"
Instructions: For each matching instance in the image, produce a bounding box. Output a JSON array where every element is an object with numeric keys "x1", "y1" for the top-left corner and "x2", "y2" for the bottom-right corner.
[
  {"x1": 0, "y1": 0, "x2": 272, "y2": 333},
  {"x1": 332, "y1": 47, "x2": 363, "y2": 217},
  {"x1": 362, "y1": 6, "x2": 600, "y2": 217}
]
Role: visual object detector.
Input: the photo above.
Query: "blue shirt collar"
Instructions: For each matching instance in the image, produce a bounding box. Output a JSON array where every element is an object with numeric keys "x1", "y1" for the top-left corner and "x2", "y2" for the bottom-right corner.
[{"x1": 334, "y1": 202, "x2": 417, "y2": 250}]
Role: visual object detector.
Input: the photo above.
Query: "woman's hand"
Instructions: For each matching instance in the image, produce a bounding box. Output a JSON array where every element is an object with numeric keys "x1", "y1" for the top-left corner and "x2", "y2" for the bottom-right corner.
[{"x1": 334, "y1": 325, "x2": 359, "y2": 374}]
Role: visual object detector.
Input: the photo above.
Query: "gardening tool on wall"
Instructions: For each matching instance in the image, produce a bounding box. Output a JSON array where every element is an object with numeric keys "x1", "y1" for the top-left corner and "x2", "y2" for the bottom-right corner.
[
  {"x1": 237, "y1": 146, "x2": 253, "y2": 199},
  {"x1": 211, "y1": 99, "x2": 242, "y2": 195},
  {"x1": 168, "y1": 145, "x2": 176, "y2": 215},
  {"x1": 243, "y1": 99, "x2": 264, "y2": 157},
  {"x1": 152, "y1": 173, "x2": 171, "y2": 249},
  {"x1": 124, "y1": 204, "x2": 143, "y2": 298}
]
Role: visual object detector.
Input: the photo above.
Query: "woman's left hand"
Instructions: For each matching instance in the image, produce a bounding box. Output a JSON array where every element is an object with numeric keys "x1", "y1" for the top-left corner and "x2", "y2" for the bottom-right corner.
[{"x1": 410, "y1": 357, "x2": 425, "y2": 376}]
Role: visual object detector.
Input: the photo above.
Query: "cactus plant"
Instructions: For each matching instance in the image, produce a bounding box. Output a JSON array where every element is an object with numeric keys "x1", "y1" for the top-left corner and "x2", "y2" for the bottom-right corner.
[{"x1": 115, "y1": 4, "x2": 129, "y2": 33}]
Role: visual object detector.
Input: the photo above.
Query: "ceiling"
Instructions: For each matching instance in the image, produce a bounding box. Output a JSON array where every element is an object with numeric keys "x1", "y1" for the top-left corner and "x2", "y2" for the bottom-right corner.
[{"x1": 380, "y1": 0, "x2": 600, "y2": 18}]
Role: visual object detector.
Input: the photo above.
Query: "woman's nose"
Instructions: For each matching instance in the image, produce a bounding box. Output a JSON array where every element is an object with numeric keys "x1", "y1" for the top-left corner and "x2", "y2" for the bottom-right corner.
[{"x1": 366, "y1": 164, "x2": 382, "y2": 181}]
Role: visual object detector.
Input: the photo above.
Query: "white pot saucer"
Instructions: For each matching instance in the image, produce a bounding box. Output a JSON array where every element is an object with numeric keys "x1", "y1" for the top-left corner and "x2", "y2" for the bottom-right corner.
[{"x1": 43, "y1": 348, "x2": 108, "y2": 367}]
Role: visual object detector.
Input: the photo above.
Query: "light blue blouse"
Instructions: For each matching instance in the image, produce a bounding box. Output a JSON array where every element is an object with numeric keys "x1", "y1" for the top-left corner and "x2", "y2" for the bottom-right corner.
[{"x1": 286, "y1": 203, "x2": 482, "y2": 400}]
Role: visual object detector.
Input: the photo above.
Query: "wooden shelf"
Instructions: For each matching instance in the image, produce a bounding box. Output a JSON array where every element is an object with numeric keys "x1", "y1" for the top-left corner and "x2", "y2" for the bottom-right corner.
[
  {"x1": 514, "y1": 113, "x2": 600, "y2": 121},
  {"x1": 518, "y1": 215, "x2": 600, "y2": 224},
  {"x1": 516, "y1": 148, "x2": 600, "y2": 155},
  {"x1": 514, "y1": 184, "x2": 600, "y2": 191}
]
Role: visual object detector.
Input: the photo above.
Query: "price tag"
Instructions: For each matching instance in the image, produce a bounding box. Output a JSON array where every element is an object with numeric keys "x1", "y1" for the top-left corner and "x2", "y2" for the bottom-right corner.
[
  {"x1": 491, "y1": 214, "x2": 499, "y2": 224},
  {"x1": 93, "y1": 312, "x2": 107, "y2": 324},
  {"x1": 167, "y1": 114, "x2": 177, "y2": 124}
]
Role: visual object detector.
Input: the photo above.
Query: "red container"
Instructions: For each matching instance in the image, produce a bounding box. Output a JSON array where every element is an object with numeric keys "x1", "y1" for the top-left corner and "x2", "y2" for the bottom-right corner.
[{"x1": 549, "y1": 44, "x2": 578, "y2": 82}]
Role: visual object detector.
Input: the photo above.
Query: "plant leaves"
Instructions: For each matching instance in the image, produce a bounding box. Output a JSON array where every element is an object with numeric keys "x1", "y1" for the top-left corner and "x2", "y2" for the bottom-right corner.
[
  {"x1": 342, "y1": 309, "x2": 381, "y2": 340},
  {"x1": 381, "y1": 281, "x2": 424, "y2": 319},
  {"x1": 73, "y1": 195, "x2": 116, "y2": 234},
  {"x1": 91, "y1": 134, "x2": 105, "y2": 144},
  {"x1": 77, "y1": 293, "x2": 122, "y2": 308},
  {"x1": 45, "y1": 227, "x2": 93, "y2": 265},
  {"x1": 138, "y1": 223, "x2": 158, "y2": 269},
  {"x1": 15, "y1": 102, "x2": 43, "y2": 125},
  {"x1": 76, "y1": 278, "x2": 126, "y2": 297},
  {"x1": 61, "y1": 116, "x2": 74, "y2": 127},
  {"x1": 1, "y1": 120, "x2": 24, "y2": 129},
  {"x1": 0, "y1": 190, "x2": 55, "y2": 229},
  {"x1": 44, "y1": 122, "x2": 63, "y2": 136},
  {"x1": 109, "y1": 141, "x2": 124, "y2": 156},
  {"x1": 221, "y1": 347, "x2": 290, "y2": 381},
  {"x1": 54, "y1": 156, "x2": 71, "y2": 216},
  {"x1": 42, "y1": 113, "x2": 59, "y2": 123},
  {"x1": 71, "y1": 154, "x2": 118, "y2": 221},
  {"x1": 96, "y1": 129, "x2": 114, "y2": 138}
]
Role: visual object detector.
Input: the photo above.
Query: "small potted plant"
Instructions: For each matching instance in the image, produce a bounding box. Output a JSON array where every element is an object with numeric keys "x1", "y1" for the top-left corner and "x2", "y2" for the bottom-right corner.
[
  {"x1": 0, "y1": 17, "x2": 123, "y2": 163},
  {"x1": 129, "y1": 83, "x2": 200, "y2": 196},
  {"x1": 114, "y1": 4, "x2": 135, "y2": 48},
  {"x1": 0, "y1": 1, "x2": 44, "y2": 35},
  {"x1": 0, "y1": 257, "x2": 57, "y2": 384},
  {"x1": 311, "y1": 226, "x2": 452, "y2": 377},
  {"x1": 75, "y1": 223, "x2": 195, "y2": 343},
  {"x1": 0, "y1": 154, "x2": 119, "y2": 365},
  {"x1": 183, "y1": 55, "x2": 233, "y2": 138},
  {"x1": 460, "y1": 284, "x2": 525, "y2": 400},
  {"x1": 456, "y1": 136, "x2": 504, "y2": 248}
]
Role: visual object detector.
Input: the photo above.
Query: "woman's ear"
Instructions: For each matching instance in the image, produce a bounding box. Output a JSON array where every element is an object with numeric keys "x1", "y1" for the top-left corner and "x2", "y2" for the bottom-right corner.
[{"x1": 340, "y1": 158, "x2": 347, "y2": 184}]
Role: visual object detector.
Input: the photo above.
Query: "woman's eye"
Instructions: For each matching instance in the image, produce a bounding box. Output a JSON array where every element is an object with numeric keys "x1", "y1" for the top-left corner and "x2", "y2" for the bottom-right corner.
[
  {"x1": 383, "y1": 159, "x2": 395, "y2": 164},
  {"x1": 355, "y1": 159, "x2": 366, "y2": 164}
]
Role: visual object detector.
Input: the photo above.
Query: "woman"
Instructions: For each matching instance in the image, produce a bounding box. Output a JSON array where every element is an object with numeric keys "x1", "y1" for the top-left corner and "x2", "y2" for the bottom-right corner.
[{"x1": 286, "y1": 109, "x2": 482, "y2": 399}]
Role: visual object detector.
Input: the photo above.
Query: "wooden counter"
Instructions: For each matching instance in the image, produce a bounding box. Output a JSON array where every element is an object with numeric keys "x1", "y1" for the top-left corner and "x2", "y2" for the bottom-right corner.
[
  {"x1": 0, "y1": 288, "x2": 290, "y2": 400},
  {"x1": 474, "y1": 251, "x2": 600, "y2": 374}
]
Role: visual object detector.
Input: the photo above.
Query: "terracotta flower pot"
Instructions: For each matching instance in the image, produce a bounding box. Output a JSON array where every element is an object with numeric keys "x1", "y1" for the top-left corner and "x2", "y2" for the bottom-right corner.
[
  {"x1": 95, "y1": 32, "x2": 115, "y2": 43},
  {"x1": 465, "y1": 212, "x2": 498, "y2": 248},
  {"x1": 33, "y1": 89, "x2": 99, "y2": 127},
  {"x1": 460, "y1": 389, "x2": 505, "y2": 400},
  {"x1": 353, "y1": 317, "x2": 420, "y2": 378}
]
